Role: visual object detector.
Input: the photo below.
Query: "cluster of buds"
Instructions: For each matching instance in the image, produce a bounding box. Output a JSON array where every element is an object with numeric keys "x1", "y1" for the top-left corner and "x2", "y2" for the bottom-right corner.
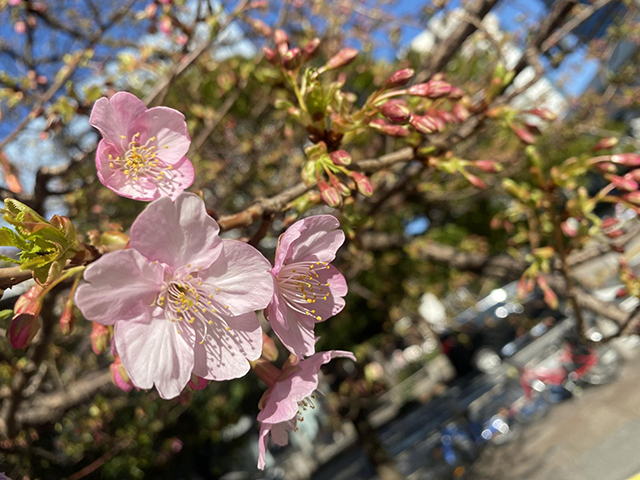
[
  {"x1": 263, "y1": 29, "x2": 324, "y2": 72},
  {"x1": 369, "y1": 73, "x2": 469, "y2": 138},
  {"x1": 301, "y1": 142, "x2": 373, "y2": 208}
]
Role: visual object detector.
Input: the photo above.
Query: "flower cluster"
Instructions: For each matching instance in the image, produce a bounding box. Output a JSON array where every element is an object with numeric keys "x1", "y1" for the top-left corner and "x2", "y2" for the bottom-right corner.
[{"x1": 70, "y1": 91, "x2": 355, "y2": 468}]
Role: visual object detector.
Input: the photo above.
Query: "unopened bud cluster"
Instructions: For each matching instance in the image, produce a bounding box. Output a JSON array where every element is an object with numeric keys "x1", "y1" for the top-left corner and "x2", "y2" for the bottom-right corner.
[{"x1": 302, "y1": 142, "x2": 373, "y2": 208}]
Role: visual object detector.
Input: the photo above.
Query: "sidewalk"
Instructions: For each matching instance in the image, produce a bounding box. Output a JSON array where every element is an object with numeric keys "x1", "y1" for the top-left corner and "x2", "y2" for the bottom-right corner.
[{"x1": 467, "y1": 347, "x2": 640, "y2": 480}]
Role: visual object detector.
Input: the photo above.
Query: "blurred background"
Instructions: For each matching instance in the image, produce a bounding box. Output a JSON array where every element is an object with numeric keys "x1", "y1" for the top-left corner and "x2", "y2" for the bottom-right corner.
[{"x1": 0, "y1": 0, "x2": 639, "y2": 478}]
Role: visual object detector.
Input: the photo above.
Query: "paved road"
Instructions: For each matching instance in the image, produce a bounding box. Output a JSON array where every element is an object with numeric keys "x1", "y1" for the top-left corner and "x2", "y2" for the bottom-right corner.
[{"x1": 468, "y1": 348, "x2": 640, "y2": 480}]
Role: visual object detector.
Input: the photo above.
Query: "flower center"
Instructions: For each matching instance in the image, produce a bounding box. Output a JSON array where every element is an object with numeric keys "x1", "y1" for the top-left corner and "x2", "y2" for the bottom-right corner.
[
  {"x1": 156, "y1": 267, "x2": 231, "y2": 344},
  {"x1": 109, "y1": 132, "x2": 173, "y2": 182},
  {"x1": 277, "y1": 261, "x2": 331, "y2": 321}
]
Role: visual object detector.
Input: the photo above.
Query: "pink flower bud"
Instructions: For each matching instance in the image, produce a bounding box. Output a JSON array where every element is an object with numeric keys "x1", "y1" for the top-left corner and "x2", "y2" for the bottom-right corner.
[
  {"x1": 110, "y1": 356, "x2": 133, "y2": 392},
  {"x1": 594, "y1": 162, "x2": 617, "y2": 173},
  {"x1": 15, "y1": 285, "x2": 44, "y2": 317},
  {"x1": 593, "y1": 137, "x2": 619, "y2": 151},
  {"x1": 330, "y1": 175, "x2": 351, "y2": 196},
  {"x1": 91, "y1": 322, "x2": 112, "y2": 355},
  {"x1": 319, "y1": 180, "x2": 342, "y2": 207},
  {"x1": 384, "y1": 68, "x2": 414, "y2": 88},
  {"x1": 330, "y1": 150, "x2": 352, "y2": 166},
  {"x1": 9, "y1": 0, "x2": 22, "y2": 5},
  {"x1": 466, "y1": 174, "x2": 487, "y2": 189},
  {"x1": 611, "y1": 153, "x2": 640, "y2": 167},
  {"x1": 628, "y1": 170, "x2": 640, "y2": 182},
  {"x1": 425, "y1": 80, "x2": 452, "y2": 98},
  {"x1": 350, "y1": 172, "x2": 373, "y2": 197},
  {"x1": 145, "y1": 2, "x2": 157, "y2": 18},
  {"x1": 611, "y1": 175, "x2": 639, "y2": 192},
  {"x1": 59, "y1": 301, "x2": 75, "y2": 335},
  {"x1": 369, "y1": 119, "x2": 410, "y2": 137},
  {"x1": 513, "y1": 126, "x2": 535, "y2": 145},
  {"x1": 624, "y1": 191, "x2": 640, "y2": 206},
  {"x1": 187, "y1": 374, "x2": 208, "y2": 390},
  {"x1": 261, "y1": 331, "x2": 279, "y2": 362},
  {"x1": 250, "y1": 18, "x2": 272, "y2": 37},
  {"x1": 303, "y1": 38, "x2": 321, "y2": 61},
  {"x1": 452, "y1": 104, "x2": 469, "y2": 123},
  {"x1": 263, "y1": 46, "x2": 279, "y2": 65},
  {"x1": 474, "y1": 160, "x2": 501, "y2": 173},
  {"x1": 561, "y1": 220, "x2": 578, "y2": 238},
  {"x1": 602, "y1": 217, "x2": 619, "y2": 229},
  {"x1": 528, "y1": 108, "x2": 557, "y2": 121},
  {"x1": 8, "y1": 314, "x2": 40, "y2": 349},
  {"x1": 325, "y1": 48, "x2": 358, "y2": 70},
  {"x1": 449, "y1": 87, "x2": 465, "y2": 99},
  {"x1": 274, "y1": 28, "x2": 289, "y2": 49},
  {"x1": 14, "y1": 21, "x2": 26, "y2": 34},
  {"x1": 543, "y1": 287, "x2": 558, "y2": 310},
  {"x1": 410, "y1": 115, "x2": 439, "y2": 134},
  {"x1": 517, "y1": 277, "x2": 534, "y2": 299},
  {"x1": 437, "y1": 110, "x2": 455, "y2": 124},
  {"x1": 282, "y1": 47, "x2": 301, "y2": 70},
  {"x1": 158, "y1": 17, "x2": 172, "y2": 35},
  {"x1": 407, "y1": 83, "x2": 430, "y2": 96},
  {"x1": 380, "y1": 100, "x2": 411, "y2": 123}
]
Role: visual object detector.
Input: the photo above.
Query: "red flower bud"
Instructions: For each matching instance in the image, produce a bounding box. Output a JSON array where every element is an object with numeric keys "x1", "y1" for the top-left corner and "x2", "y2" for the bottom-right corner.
[
  {"x1": 611, "y1": 153, "x2": 640, "y2": 167},
  {"x1": 624, "y1": 191, "x2": 640, "y2": 206},
  {"x1": 369, "y1": 119, "x2": 410, "y2": 137},
  {"x1": 611, "y1": 175, "x2": 639, "y2": 192},
  {"x1": 380, "y1": 100, "x2": 411, "y2": 123},
  {"x1": 262, "y1": 46, "x2": 279, "y2": 65},
  {"x1": 594, "y1": 162, "x2": 617, "y2": 173},
  {"x1": 425, "y1": 79, "x2": 452, "y2": 98},
  {"x1": 59, "y1": 301, "x2": 75, "y2": 335},
  {"x1": 319, "y1": 180, "x2": 342, "y2": 207},
  {"x1": 602, "y1": 217, "x2": 619, "y2": 229},
  {"x1": 325, "y1": 48, "x2": 358, "y2": 70},
  {"x1": 410, "y1": 115, "x2": 439, "y2": 134},
  {"x1": 593, "y1": 137, "x2": 619, "y2": 151},
  {"x1": 474, "y1": 160, "x2": 501, "y2": 173},
  {"x1": 449, "y1": 87, "x2": 465, "y2": 99},
  {"x1": 437, "y1": 110, "x2": 455, "y2": 124},
  {"x1": 384, "y1": 68, "x2": 414, "y2": 88},
  {"x1": 330, "y1": 150, "x2": 352, "y2": 166},
  {"x1": 91, "y1": 322, "x2": 112, "y2": 355},
  {"x1": 528, "y1": 108, "x2": 557, "y2": 121},
  {"x1": 8, "y1": 314, "x2": 40, "y2": 349},
  {"x1": 274, "y1": 29, "x2": 289, "y2": 57},
  {"x1": 110, "y1": 355, "x2": 133, "y2": 392},
  {"x1": 513, "y1": 126, "x2": 536, "y2": 145},
  {"x1": 15, "y1": 285, "x2": 44, "y2": 317},
  {"x1": 466, "y1": 174, "x2": 487, "y2": 189},
  {"x1": 629, "y1": 170, "x2": 640, "y2": 182},
  {"x1": 303, "y1": 38, "x2": 321, "y2": 61},
  {"x1": 561, "y1": 220, "x2": 578, "y2": 238},
  {"x1": 407, "y1": 83, "x2": 430, "y2": 96},
  {"x1": 282, "y1": 47, "x2": 301, "y2": 70},
  {"x1": 350, "y1": 172, "x2": 373, "y2": 197},
  {"x1": 453, "y1": 103, "x2": 470, "y2": 123},
  {"x1": 330, "y1": 175, "x2": 352, "y2": 196}
]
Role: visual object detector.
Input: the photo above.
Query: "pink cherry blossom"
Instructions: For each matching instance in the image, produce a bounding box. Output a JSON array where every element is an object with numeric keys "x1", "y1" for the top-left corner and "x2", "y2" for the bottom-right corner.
[
  {"x1": 89, "y1": 91, "x2": 194, "y2": 201},
  {"x1": 267, "y1": 215, "x2": 347, "y2": 358},
  {"x1": 256, "y1": 351, "x2": 356, "y2": 469},
  {"x1": 75, "y1": 193, "x2": 274, "y2": 399}
]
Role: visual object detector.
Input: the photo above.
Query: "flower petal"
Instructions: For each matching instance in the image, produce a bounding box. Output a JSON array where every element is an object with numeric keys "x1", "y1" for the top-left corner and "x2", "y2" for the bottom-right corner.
[
  {"x1": 192, "y1": 311, "x2": 262, "y2": 381},
  {"x1": 199, "y1": 239, "x2": 274, "y2": 315},
  {"x1": 257, "y1": 423, "x2": 271, "y2": 470},
  {"x1": 155, "y1": 157, "x2": 194, "y2": 201},
  {"x1": 129, "y1": 193, "x2": 221, "y2": 270},
  {"x1": 274, "y1": 215, "x2": 345, "y2": 272},
  {"x1": 269, "y1": 295, "x2": 316, "y2": 358},
  {"x1": 89, "y1": 92, "x2": 147, "y2": 147},
  {"x1": 129, "y1": 106, "x2": 190, "y2": 164},
  {"x1": 115, "y1": 309, "x2": 195, "y2": 399},
  {"x1": 75, "y1": 249, "x2": 164, "y2": 325}
]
